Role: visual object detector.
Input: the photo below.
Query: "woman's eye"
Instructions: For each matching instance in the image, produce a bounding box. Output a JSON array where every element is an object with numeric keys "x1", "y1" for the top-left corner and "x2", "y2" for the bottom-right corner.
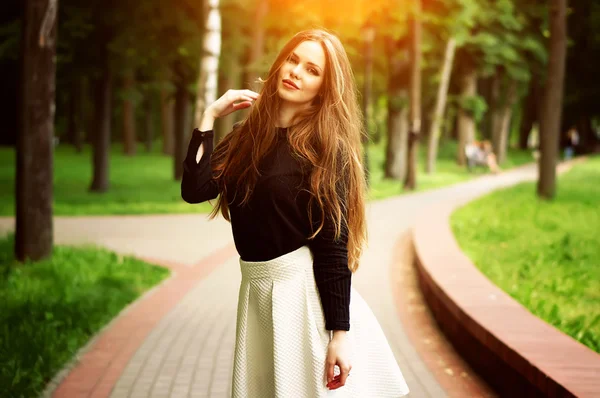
[
  {"x1": 288, "y1": 57, "x2": 298, "y2": 64},
  {"x1": 309, "y1": 68, "x2": 318, "y2": 75}
]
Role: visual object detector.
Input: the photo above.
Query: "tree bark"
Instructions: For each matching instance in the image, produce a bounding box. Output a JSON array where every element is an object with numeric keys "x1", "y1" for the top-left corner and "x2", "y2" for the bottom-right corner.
[
  {"x1": 537, "y1": 0, "x2": 567, "y2": 199},
  {"x1": 489, "y1": 69, "x2": 502, "y2": 146},
  {"x1": 478, "y1": 76, "x2": 493, "y2": 140},
  {"x1": 16, "y1": 0, "x2": 58, "y2": 261},
  {"x1": 362, "y1": 28, "x2": 375, "y2": 186},
  {"x1": 385, "y1": 102, "x2": 409, "y2": 180},
  {"x1": 122, "y1": 70, "x2": 137, "y2": 156},
  {"x1": 456, "y1": 66, "x2": 477, "y2": 166},
  {"x1": 75, "y1": 76, "x2": 86, "y2": 151},
  {"x1": 173, "y1": 82, "x2": 190, "y2": 180},
  {"x1": 576, "y1": 114, "x2": 600, "y2": 153},
  {"x1": 216, "y1": 51, "x2": 239, "y2": 142},
  {"x1": 89, "y1": 60, "x2": 113, "y2": 192},
  {"x1": 496, "y1": 80, "x2": 518, "y2": 163},
  {"x1": 160, "y1": 87, "x2": 174, "y2": 155},
  {"x1": 404, "y1": 0, "x2": 422, "y2": 190},
  {"x1": 193, "y1": 0, "x2": 221, "y2": 128},
  {"x1": 66, "y1": 80, "x2": 82, "y2": 151},
  {"x1": 426, "y1": 38, "x2": 456, "y2": 173},
  {"x1": 144, "y1": 97, "x2": 153, "y2": 152},
  {"x1": 519, "y1": 76, "x2": 539, "y2": 149},
  {"x1": 247, "y1": 0, "x2": 268, "y2": 90},
  {"x1": 384, "y1": 36, "x2": 409, "y2": 180}
]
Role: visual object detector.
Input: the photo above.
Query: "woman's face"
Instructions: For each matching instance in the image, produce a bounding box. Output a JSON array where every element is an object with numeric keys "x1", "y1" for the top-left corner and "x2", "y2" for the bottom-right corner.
[{"x1": 277, "y1": 40, "x2": 326, "y2": 106}]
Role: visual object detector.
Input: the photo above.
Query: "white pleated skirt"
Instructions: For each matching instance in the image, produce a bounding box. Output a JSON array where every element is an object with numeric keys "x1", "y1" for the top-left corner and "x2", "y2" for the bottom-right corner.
[{"x1": 232, "y1": 245, "x2": 410, "y2": 397}]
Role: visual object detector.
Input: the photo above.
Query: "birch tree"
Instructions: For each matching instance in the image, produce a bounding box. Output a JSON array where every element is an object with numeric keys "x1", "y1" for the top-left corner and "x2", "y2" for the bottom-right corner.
[
  {"x1": 425, "y1": 38, "x2": 456, "y2": 173},
  {"x1": 193, "y1": 0, "x2": 222, "y2": 128}
]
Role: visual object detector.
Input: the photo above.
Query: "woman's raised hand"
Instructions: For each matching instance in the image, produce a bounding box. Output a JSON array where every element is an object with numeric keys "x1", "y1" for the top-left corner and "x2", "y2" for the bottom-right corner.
[{"x1": 205, "y1": 89, "x2": 260, "y2": 119}]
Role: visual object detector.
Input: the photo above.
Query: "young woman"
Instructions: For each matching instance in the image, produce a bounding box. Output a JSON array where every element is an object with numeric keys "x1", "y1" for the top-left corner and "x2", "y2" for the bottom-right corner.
[{"x1": 182, "y1": 29, "x2": 409, "y2": 397}]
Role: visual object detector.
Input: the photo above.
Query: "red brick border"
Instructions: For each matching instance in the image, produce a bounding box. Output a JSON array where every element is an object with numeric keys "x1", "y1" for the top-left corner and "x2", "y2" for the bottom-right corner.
[
  {"x1": 390, "y1": 232, "x2": 496, "y2": 397},
  {"x1": 50, "y1": 243, "x2": 238, "y2": 398},
  {"x1": 412, "y1": 203, "x2": 600, "y2": 398}
]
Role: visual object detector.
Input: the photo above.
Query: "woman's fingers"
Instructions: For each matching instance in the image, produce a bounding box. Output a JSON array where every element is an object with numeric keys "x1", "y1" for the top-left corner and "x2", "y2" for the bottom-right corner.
[
  {"x1": 237, "y1": 95, "x2": 255, "y2": 103},
  {"x1": 242, "y1": 89, "x2": 260, "y2": 98},
  {"x1": 326, "y1": 361, "x2": 335, "y2": 384},
  {"x1": 327, "y1": 375, "x2": 342, "y2": 390},
  {"x1": 209, "y1": 89, "x2": 258, "y2": 118},
  {"x1": 231, "y1": 101, "x2": 252, "y2": 111},
  {"x1": 338, "y1": 366, "x2": 350, "y2": 388},
  {"x1": 326, "y1": 364, "x2": 351, "y2": 390}
]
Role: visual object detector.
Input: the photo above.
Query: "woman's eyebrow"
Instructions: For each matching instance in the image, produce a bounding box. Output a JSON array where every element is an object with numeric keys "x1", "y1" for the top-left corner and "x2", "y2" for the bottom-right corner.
[{"x1": 291, "y1": 52, "x2": 323, "y2": 72}]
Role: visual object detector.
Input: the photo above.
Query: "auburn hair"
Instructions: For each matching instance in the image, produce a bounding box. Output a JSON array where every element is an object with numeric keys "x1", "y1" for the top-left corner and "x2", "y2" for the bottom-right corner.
[{"x1": 208, "y1": 29, "x2": 367, "y2": 272}]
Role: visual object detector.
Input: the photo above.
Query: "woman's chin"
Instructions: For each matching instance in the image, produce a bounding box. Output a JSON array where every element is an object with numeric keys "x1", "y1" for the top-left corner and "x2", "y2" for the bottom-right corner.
[{"x1": 277, "y1": 88, "x2": 295, "y2": 101}]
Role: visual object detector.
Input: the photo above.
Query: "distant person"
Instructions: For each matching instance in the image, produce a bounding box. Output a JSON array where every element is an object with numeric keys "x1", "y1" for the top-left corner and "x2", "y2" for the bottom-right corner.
[
  {"x1": 181, "y1": 30, "x2": 409, "y2": 397},
  {"x1": 465, "y1": 140, "x2": 501, "y2": 174},
  {"x1": 564, "y1": 127, "x2": 579, "y2": 160}
]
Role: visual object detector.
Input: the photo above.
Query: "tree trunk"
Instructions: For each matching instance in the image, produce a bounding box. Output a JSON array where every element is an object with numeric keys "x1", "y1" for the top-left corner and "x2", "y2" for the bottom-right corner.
[
  {"x1": 384, "y1": 36, "x2": 409, "y2": 180},
  {"x1": 216, "y1": 51, "x2": 239, "y2": 142},
  {"x1": 457, "y1": 66, "x2": 477, "y2": 166},
  {"x1": 426, "y1": 38, "x2": 456, "y2": 173},
  {"x1": 67, "y1": 79, "x2": 84, "y2": 152},
  {"x1": 385, "y1": 103, "x2": 409, "y2": 180},
  {"x1": 247, "y1": 0, "x2": 268, "y2": 90},
  {"x1": 519, "y1": 76, "x2": 539, "y2": 149},
  {"x1": 478, "y1": 76, "x2": 493, "y2": 140},
  {"x1": 404, "y1": 0, "x2": 422, "y2": 190},
  {"x1": 489, "y1": 69, "x2": 503, "y2": 151},
  {"x1": 75, "y1": 76, "x2": 86, "y2": 151},
  {"x1": 576, "y1": 114, "x2": 600, "y2": 154},
  {"x1": 160, "y1": 87, "x2": 174, "y2": 155},
  {"x1": 173, "y1": 83, "x2": 190, "y2": 180},
  {"x1": 122, "y1": 70, "x2": 137, "y2": 156},
  {"x1": 90, "y1": 61, "x2": 113, "y2": 192},
  {"x1": 449, "y1": 106, "x2": 458, "y2": 140},
  {"x1": 193, "y1": 0, "x2": 221, "y2": 128},
  {"x1": 362, "y1": 29, "x2": 375, "y2": 186},
  {"x1": 537, "y1": 0, "x2": 567, "y2": 199},
  {"x1": 496, "y1": 80, "x2": 518, "y2": 163},
  {"x1": 66, "y1": 80, "x2": 82, "y2": 151},
  {"x1": 16, "y1": 0, "x2": 57, "y2": 261},
  {"x1": 83, "y1": 76, "x2": 95, "y2": 145},
  {"x1": 235, "y1": 0, "x2": 267, "y2": 122},
  {"x1": 144, "y1": 97, "x2": 153, "y2": 152}
]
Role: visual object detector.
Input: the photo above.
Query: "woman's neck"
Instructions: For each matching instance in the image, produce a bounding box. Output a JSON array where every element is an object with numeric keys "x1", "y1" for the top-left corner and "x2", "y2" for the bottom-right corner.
[{"x1": 277, "y1": 101, "x2": 308, "y2": 128}]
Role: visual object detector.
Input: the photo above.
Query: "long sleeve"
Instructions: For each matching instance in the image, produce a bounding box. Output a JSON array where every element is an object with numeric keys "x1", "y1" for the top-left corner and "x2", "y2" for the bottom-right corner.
[
  {"x1": 309, "y1": 208, "x2": 352, "y2": 331},
  {"x1": 181, "y1": 128, "x2": 220, "y2": 203}
]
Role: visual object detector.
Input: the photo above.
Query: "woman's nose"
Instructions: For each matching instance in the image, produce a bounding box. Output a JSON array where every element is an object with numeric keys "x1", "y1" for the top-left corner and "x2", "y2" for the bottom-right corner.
[{"x1": 291, "y1": 65, "x2": 301, "y2": 79}]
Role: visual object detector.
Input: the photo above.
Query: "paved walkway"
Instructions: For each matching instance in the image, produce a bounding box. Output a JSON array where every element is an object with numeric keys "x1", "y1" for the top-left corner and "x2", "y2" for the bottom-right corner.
[{"x1": 0, "y1": 162, "x2": 553, "y2": 398}]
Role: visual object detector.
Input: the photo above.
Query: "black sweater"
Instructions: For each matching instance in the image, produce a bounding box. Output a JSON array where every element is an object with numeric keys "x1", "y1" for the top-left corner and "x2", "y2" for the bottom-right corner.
[{"x1": 181, "y1": 127, "x2": 352, "y2": 331}]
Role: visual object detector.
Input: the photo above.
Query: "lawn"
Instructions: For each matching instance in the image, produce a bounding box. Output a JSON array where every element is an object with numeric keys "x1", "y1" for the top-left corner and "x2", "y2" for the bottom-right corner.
[
  {"x1": 367, "y1": 138, "x2": 533, "y2": 200},
  {"x1": 0, "y1": 139, "x2": 534, "y2": 215},
  {"x1": 0, "y1": 142, "x2": 215, "y2": 216},
  {"x1": 0, "y1": 234, "x2": 171, "y2": 397},
  {"x1": 451, "y1": 156, "x2": 600, "y2": 353}
]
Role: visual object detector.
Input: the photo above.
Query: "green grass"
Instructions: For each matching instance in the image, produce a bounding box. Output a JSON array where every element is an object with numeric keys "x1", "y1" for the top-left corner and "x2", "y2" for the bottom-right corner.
[
  {"x1": 0, "y1": 139, "x2": 534, "y2": 215},
  {"x1": 451, "y1": 156, "x2": 600, "y2": 353},
  {"x1": 0, "y1": 234, "x2": 171, "y2": 397},
  {"x1": 0, "y1": 142, "x2": 214, "y2": 216},
  {"x1": 367, "y1": 138, "x2": 534, "y2": 200}
]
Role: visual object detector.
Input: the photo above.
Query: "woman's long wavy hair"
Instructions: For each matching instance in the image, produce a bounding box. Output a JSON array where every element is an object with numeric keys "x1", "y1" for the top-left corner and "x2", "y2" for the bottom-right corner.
[{"x1": 208, "y1": 29, "x2": 367, "y2": 272}]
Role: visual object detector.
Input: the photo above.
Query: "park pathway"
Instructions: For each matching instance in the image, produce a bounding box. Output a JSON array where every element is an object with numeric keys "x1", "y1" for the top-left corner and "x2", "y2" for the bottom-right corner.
[{"x1": 0, "y1": 161, "x2": 556, "y2": 398}]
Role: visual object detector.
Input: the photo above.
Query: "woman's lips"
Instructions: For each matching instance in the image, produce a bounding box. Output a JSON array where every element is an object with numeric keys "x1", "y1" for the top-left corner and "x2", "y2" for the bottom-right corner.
[{"x1": 282, "y1": 79, "x2": 299, "y2": 90}]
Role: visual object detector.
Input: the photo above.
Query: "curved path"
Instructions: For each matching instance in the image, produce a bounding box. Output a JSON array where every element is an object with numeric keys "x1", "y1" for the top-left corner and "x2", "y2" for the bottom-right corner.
[{"x1": 0, "y1": 162, "x2": 552, "y2": 398}]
